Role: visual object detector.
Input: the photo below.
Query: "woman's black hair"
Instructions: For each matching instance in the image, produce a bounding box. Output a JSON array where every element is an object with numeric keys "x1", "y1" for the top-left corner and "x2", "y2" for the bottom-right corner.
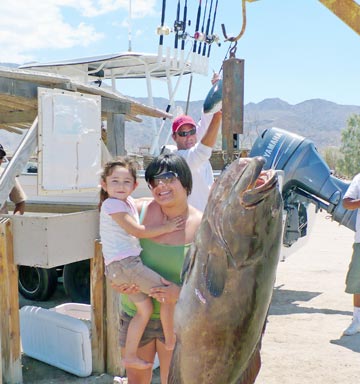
[{"x1": 145, "y1": 154, "x2": 192, "y2": 196}]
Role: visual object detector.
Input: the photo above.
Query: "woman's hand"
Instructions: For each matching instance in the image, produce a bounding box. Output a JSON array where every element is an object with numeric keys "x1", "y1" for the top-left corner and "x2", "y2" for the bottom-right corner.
[
  {"x1": 111, "y1": 282, "x2": 140, "y2": 295},
  {"x1": 149, "y1": 278, "x2": 181, "y2": 304}
]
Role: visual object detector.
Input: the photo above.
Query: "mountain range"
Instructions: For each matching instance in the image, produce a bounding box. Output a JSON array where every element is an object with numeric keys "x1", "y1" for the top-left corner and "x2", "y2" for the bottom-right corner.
[
  {"x1": 125, "y1": 97, "x2": 360, "y2": 153},
  {"x1": 1, "y1": 61, "x2": 359, "y2": 154},
  {"x1": 1, "y1": 90, "x2": 360, "y2": 155}
]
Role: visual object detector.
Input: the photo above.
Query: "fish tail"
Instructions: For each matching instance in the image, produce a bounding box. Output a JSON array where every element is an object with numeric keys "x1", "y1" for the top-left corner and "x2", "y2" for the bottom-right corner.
[{"x1": 236, "y1": 342, "x2": 262, "y2": 384}]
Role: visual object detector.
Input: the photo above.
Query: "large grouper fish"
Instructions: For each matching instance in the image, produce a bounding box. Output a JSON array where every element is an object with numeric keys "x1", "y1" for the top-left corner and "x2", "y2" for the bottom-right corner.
[{"x1": 169, "y1": 156, "x2": 283, "y2": 384}]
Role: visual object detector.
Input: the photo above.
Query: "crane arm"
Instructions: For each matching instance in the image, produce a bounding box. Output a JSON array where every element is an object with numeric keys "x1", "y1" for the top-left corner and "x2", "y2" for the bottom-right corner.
[
  {"x1": 318, "y1": 0, "x2": 360, "y2": 36},
  {"x1": 245, "y1": 0, "x2": 360, "y2": 36}
]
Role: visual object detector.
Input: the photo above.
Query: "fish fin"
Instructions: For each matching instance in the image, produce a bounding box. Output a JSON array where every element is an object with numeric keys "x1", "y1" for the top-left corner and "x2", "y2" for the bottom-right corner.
[
  {"x1": 205, "y1": 252, "x2": 228, "y2": 297},
  {"x1": 237, "y1": 318, "x2": 267, "y2": 384},
  {"x1": 180, "y1": 244, "x2": 196, "y2": 283},
  {"x1": 236, "y1": 341, "x2": 262, "y2": 384}
]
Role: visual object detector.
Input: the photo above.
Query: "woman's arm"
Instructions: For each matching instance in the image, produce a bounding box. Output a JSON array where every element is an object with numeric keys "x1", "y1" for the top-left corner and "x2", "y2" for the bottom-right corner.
[
  {"x1": 149, "y1": 278, "x2": 181, "y2": 304},
  {"x1": 110, "y1": 211, "x2": 185, "y2": 238}
]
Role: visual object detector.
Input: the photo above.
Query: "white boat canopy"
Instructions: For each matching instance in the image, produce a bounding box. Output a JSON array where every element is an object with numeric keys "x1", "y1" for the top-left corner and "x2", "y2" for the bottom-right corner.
[
  {"x1": 20, "y1": 52, "x2": 195, "y2": 155},
  {"x1": 19, "y1": 51, "x2": 192, "y2": 83},
  {"x1": 0, "y1": 64, "x2": 172, "y2": 134}
]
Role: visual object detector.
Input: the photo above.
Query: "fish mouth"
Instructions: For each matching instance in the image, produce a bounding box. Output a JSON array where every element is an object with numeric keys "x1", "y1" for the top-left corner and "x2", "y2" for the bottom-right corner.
[{"x1": 240, "y1": 157, "x2": 278, "y2": 207}]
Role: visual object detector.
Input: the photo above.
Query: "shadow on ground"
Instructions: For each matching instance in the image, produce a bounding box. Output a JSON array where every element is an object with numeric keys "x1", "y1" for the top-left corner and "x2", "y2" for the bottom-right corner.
[
  {"x1": 330, "y1": 334, "x2": 360, "y2": 354},
  {"x1": 269, "y1": 285, "x2": 353, "y2": 317}
]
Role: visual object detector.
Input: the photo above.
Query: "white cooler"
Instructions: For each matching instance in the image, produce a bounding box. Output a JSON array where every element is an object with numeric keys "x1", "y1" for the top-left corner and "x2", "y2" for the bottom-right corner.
[{"x1": 20, "y1": 304, "x2": 92, "y2": 377}]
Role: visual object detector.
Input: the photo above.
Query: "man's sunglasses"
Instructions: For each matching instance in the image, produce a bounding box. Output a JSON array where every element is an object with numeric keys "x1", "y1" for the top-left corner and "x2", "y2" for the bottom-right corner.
[
  {"x1": 148, "y1": 171, "x2": 178, "y2": 189},
  {"x1": 176, "y1": 128, "x2": 196, "y2": 137}
]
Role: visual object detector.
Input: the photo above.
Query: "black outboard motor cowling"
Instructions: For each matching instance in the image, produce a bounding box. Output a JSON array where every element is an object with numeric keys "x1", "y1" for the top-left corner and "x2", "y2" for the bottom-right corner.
[{"x1": 250, "y1": 128, "x2": 356, "y2": 245}]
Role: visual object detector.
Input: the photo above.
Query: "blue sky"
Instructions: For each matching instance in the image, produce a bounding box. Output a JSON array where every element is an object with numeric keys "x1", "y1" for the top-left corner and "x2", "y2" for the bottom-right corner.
[{"x1": 1, "y1": 0, "x2": 360, "y2": 106}]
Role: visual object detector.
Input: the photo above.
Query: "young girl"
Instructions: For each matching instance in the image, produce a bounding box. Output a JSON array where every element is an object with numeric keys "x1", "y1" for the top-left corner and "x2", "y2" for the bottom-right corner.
[{"x1": 99, "y1": 157, "x2": 184, "y2": 370}]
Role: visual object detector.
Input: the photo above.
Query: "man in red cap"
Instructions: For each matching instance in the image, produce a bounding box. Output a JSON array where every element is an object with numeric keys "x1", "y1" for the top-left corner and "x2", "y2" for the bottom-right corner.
[
  {"x1": 170, "y1": 104, "x2": 222, "y2": 212},
  {"x1": 0, "y1": 144, "x2": 26, "y2": 215}
]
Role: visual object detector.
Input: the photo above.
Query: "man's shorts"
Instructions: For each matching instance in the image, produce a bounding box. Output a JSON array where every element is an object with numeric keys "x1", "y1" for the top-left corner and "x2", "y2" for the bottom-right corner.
[
  {"x1": 105, "y1": 256, "x2": 163, "y2": 303},
  {"x1": 345, "y1": 243, "x2": 360, "y2": 294},
  {"x1": 119, "y1": 311, "x2": 165, "y2": 348}
]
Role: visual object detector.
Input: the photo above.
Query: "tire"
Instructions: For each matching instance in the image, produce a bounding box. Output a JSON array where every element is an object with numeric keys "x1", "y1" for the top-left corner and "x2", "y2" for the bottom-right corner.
[
  {"x1": 18, "y1": 266, "x2": 58, "y2": 301},
  {"x1": 63, "y1": 260, "x2": 90, "y2": 304}
]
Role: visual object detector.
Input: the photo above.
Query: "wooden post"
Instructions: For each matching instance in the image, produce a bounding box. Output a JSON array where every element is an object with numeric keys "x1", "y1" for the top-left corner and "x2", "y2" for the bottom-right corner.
[
  {"x1": 106, "y1": 280, "x2": 124, "y2": 376},
  {"x1": 0, "y1": 218, "x2": 22, "y2": 384},
  {"x1": 90, "y1": 240, "x2": 106, "y2": 373},
  {"x1": 0, "y1": 323, "x2": 2, "y2": 384},
  {"x1": 106, "y1": 113, "x2": 126, "y2": 157}
]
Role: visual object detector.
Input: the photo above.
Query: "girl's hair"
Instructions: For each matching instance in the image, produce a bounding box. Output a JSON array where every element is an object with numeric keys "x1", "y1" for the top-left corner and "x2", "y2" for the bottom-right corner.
[
  {"x1": 99, "y1": 156, "x2": 139, "y2": 209},
  {"x1": 145, "y1": 154, "x2": 192, "y2": 196}
]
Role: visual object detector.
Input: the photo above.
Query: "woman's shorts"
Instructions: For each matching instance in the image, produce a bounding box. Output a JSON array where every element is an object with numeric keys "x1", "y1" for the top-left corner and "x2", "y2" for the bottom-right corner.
[
  {"x1": 345, "y1": 243, "x2": 360, "y2": 294},
  {"x1": 119, "y1": 311, "x2": 165, "y2": 348}
]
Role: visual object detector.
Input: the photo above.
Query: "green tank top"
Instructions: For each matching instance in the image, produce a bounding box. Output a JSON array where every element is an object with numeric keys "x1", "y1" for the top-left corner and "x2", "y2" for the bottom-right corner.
[{"x1": 121, "y1": 238, "x2": 191, "y2": 319}]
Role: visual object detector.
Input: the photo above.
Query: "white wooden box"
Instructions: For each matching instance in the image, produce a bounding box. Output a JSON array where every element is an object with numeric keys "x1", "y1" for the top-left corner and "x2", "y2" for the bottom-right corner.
[{"x1": 5, "y1": 210, "x2": 99, "y2": 268}]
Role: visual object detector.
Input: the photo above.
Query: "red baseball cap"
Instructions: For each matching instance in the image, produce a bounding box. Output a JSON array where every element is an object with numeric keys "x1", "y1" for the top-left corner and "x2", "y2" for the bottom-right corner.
[{"x1": 172, "y1": 115, "x2": 196, "y2": 133}]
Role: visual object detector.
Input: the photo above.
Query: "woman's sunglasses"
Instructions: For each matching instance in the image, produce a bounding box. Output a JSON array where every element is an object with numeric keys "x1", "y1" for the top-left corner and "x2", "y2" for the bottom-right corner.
[
  {"x1": 148, "y1": 171, "x2": 179, "y2": 189},
  {"x1": 176, "y1": 128, "x2": 196, "y2": 137}
]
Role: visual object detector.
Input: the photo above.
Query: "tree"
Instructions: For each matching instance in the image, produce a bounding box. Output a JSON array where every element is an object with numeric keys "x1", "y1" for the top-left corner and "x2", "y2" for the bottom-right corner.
[
  {"x1": 338, "y1": 114, "x2": 360, "y2": 178},
  {"x1": 321, "y1": 146, "x2": 341, "y2": 175}
]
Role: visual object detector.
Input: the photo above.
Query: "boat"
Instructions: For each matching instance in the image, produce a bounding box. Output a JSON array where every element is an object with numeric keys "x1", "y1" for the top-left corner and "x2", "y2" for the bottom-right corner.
[{"x1": 0, "y1": 0, "x2": 225, "y2": 305}]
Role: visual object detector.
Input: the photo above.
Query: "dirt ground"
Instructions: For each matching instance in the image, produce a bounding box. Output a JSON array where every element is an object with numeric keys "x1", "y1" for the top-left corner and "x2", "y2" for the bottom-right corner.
[{"x1": 17, "y1": 210, "x2": 359, "y2": 383}]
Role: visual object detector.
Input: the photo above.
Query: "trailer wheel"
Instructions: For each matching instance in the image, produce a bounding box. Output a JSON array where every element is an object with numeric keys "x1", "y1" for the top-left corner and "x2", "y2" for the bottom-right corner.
[
  {"x1": 63, "y1": 260, "x2": 90, "y2": 304},
  {"x1": 18, "y1": 266, "x2": 58, "y2": 301}
]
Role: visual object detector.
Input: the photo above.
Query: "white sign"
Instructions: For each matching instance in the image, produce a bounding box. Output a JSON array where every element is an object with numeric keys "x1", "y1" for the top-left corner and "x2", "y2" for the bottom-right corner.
[{"x1": 38, "y1": 88, "x2": 101, "y2": 194}]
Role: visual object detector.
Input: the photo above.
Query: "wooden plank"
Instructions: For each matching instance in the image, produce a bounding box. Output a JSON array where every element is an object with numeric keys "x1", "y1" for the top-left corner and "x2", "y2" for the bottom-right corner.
[
  {"x1": 0, "y1": 118, "x2": 38, "y2": 208},
  {"x1": 106, "y1": 280, "x2": 124, "y2": 376},
  {"x1": 0, "y1": 218, "x2": 22, "y2": 383},
  {"x1": 91, "y1": 240, "x2": 106, "y2": 373},
  {"x1": 0, "y1": 111, "x2": 37, "y2": 125},
  {"x1": 101, "y1": 98, "x2": 131, "y2": 115}
]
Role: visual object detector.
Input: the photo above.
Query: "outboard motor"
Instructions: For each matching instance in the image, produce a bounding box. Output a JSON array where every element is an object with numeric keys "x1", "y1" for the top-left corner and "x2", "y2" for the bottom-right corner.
[{"x1": 250, "y1": 127, "x2": 356, "y2": 247}]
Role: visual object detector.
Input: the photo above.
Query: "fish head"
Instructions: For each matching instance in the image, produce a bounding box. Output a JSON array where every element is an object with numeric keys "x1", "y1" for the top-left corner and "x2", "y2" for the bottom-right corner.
[{"x1": 202, "y1": 156, "x2": 283, "y2": 268}]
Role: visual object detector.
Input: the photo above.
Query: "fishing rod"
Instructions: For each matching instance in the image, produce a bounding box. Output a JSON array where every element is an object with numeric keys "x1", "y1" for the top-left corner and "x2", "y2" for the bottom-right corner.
[
  {"x1": 193, "y1": 0, "x2": 202, "y2": 54},
  {"x1": 181, "y1": 0, "x2": 188, "y2": 51},
  {"x1": 174, "y1": 0, "x2": 181, "y2": 56},
  {"x1": 202, "y1": 0, "x2": 214, "y2": 56},
  {"x1": 157, "y1": 0, "x2": 167, "y2": 59},
  {"x1": 207, "y1": 0, "x2": 219, "y2": 58},
  {"x1": 197, "y1": 0, "x2": 208, "y2": 55}
]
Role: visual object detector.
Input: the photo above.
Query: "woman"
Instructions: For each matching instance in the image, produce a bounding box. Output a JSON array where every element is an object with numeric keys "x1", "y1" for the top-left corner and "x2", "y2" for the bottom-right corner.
[{"x1": 115, "y1": 153, "x2": 202, "y2": 384}]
